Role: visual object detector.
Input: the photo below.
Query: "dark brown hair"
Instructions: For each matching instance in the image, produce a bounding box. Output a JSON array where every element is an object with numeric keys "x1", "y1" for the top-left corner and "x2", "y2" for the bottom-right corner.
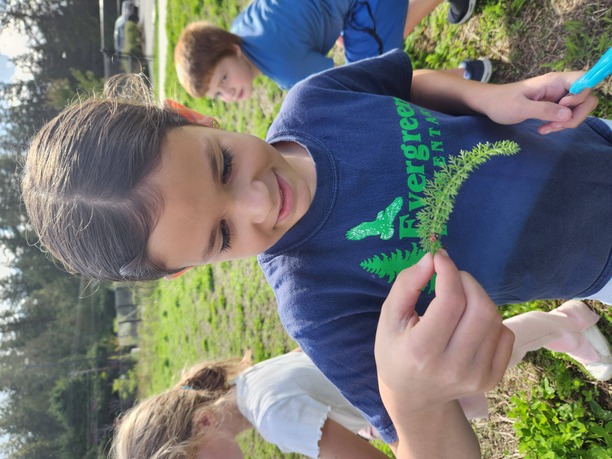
[
  {"x1": 21, "y1": 76, "x2": 192, "y2": 282},
  {"x1": 175, "y1": 22, "x2": 243, "y2": 98}
]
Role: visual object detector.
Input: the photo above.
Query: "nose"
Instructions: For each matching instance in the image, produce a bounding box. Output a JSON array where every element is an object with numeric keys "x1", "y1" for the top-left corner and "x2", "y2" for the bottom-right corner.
[
  {"x1": 232, "y1": 178, "x2": 272, "y2": 225},
  {"x1": 221, "y1": 86, "x2": 236, "y2": 103}
]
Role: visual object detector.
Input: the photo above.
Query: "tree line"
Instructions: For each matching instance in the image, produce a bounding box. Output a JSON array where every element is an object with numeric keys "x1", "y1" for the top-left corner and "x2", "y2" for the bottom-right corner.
[{"x1": 0, "y1": 1, "x2": 131, "y2": 457}]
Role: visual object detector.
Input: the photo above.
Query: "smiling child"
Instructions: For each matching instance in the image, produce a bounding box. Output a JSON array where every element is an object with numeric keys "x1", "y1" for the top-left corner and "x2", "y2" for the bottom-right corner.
[{"x1": 22, "y1": 50, "x2": 612, "y2": 443}]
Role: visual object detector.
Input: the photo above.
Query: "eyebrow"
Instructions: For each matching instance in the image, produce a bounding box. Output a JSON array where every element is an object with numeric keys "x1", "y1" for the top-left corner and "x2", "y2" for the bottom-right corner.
[{"x1": 201, "y1": 138, "x2": 220, "y2": 263}]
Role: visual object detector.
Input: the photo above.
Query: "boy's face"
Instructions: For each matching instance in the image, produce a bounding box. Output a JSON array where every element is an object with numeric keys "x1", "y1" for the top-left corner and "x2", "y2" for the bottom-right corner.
[
  {"x1": 205, "y1": 50, "x2": 255, "y2": 102},
  {"x1": 146, "y1": 126, "x2": 314, "y2": 271}
]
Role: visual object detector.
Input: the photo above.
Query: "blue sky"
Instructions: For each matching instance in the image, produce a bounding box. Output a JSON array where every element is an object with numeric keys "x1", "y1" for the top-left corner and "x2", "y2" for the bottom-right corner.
[
  {"x1": 0, "y1": 25, "x2": 30, "y2": 83},
  {"x1": 0, "y1": 55, "x2": 16, "y2": 83}
]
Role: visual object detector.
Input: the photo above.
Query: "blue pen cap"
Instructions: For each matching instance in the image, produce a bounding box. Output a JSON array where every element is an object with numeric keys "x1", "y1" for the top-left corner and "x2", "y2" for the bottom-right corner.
[{"x1": 569, "y1": 46, "x2": 612, "y2": 94}]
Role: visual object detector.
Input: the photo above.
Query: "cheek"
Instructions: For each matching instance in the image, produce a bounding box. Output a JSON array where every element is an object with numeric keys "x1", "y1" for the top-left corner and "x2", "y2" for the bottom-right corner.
[{"x1": 229, "y1": 443, "x2": 244, "y2": 459}]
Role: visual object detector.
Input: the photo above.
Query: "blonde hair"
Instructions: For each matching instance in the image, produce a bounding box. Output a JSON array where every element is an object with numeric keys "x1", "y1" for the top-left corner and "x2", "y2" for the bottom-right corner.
[
  {"x1": 175, "y1": 22, "x2": 243, "y2": 98},
  {"x1": 111, "y1": 354, "x2": 252, "y2": 459}
]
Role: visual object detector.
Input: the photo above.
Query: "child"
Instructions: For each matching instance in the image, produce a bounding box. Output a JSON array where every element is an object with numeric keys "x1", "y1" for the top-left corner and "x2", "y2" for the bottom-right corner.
[
  {"x1": 22, "y1": 50, "x2": 612, "y2": 443},
  {"x1": 111, "y1": 351, "x2": 390, "y2": 459},
  {"x1": 175, "y1": 0, "x2": 487, "y2": 99},
  {"x1": 108, "y1": 254, "x2": 608, "y2": 458},
  {"x1": 112, "y1": 252, "x2": 510, "y2": 459}
]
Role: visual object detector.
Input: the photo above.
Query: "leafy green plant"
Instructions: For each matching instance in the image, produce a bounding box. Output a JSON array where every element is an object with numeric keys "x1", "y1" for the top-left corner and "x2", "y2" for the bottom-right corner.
[
  {"x1": 509, "y1": 372, "x2": 612, "y2": 458},
  {"x1": 416, "y1": 141, "x2": 520, "y2": 253}
]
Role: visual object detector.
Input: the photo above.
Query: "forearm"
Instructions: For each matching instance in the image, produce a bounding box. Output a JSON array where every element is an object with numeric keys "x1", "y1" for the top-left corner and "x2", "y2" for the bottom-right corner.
[
  {"x1": 410, "y1": 69, "x2": 490, "y2": 115},
  {"x1": 319, "y1": 419, "x2": 390, "y2": 459},
  {"x1": 389, "y1": 399, "x2": 481, "y2": 459},
  {"x1": 410, "y1": 69, "x2": 597, "y2": 133}
]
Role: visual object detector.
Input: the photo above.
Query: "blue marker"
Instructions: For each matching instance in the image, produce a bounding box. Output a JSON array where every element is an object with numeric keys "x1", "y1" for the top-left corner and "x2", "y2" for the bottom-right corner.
[{"x1": 569, "y1": 46, "x2": 612, "y2": 94}]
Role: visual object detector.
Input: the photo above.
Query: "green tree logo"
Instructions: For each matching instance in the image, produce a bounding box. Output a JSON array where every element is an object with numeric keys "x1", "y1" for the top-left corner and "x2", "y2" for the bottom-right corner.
[{"x1": 359, "y1": 244, "x2": 434, "y2": 292}]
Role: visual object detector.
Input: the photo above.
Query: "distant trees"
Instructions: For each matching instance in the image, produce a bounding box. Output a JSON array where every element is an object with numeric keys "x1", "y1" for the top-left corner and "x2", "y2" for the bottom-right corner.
[
  {"x1": 0, "y1": 144, "x2": 118, "y2": 457},
  {"x1": 0, "y1": 1, "x2": 122, "y2": 457}
]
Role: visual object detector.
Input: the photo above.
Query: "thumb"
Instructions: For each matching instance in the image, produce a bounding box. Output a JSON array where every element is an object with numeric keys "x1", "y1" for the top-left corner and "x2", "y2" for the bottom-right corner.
[
  {"x1": 378, "y1": 253, "x2": 434, "y2": 329},
  {"x1": 524, "y1": 98, "x2": 572, "y2": 123}
]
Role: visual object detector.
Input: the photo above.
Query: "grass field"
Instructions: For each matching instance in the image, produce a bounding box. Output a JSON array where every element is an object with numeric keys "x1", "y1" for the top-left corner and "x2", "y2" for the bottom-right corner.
[{"x1": 131, "y1": 0, "x2": 612, "y2": 457}]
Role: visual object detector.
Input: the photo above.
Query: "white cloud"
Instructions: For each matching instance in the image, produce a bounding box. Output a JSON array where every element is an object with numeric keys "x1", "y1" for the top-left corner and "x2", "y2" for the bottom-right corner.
[
  {"x1": 0, "y1": 247, "x2": 15, "y2": 279},
  {"x1": 0, "y1": 25, "x2": 32, "y2": 82},
  {"x1": 0, "y1": 266, "x2": 12, "y2": 279},
  {"x1": 0, "y1": 25, "x2": 29, "y2": 58}
]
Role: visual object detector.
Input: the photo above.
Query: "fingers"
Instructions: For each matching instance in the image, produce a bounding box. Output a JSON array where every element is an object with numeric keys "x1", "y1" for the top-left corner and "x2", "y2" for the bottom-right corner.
[
  {"x1": 538, "y1": 89, "x2": 599, "y2": 134},
  {"x1": 522, "y1": 98, "x2": 573, "y2": 123},
  {"x1": 379, "y1": 253, "x2": 434, "y2": 332},
  {"x1": 418, "y1": 250, "x2": 468, "y2": 349},
  {"x1": 452, "y1": 271, "x2": 513, "y2": 392},
  {"x1": 448, "y1": 271, "x2": 498, "y2": 347},
  {"x1": 489, "y1": 325, "x2": 515, "y2": 388}
]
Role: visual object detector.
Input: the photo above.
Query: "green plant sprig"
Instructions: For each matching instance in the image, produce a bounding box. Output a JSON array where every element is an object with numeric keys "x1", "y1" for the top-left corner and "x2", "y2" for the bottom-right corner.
[{"x1": 416, "y1": 140, "x2": 521, "y2": 253}]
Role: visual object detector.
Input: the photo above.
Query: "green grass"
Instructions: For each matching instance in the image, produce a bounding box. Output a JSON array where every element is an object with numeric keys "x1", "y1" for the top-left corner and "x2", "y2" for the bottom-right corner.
[
  {"x1": 129, "y1": 1, "x2": 612, "y2": 457},
  {"x1": 134, "y1": 260, "x2": 307, "y2": 458}
]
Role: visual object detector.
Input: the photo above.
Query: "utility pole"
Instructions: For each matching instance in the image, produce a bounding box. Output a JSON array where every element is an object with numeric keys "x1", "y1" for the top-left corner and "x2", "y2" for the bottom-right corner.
[{"x1": 99, "y1": 0, "x2": 113, "y2": 78}]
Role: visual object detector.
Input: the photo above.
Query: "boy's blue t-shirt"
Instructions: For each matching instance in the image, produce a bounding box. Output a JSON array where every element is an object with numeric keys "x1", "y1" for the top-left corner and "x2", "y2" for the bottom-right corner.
[
  {"x1": 230, "y1": 0, "x2": 407, "y2": 89},
  {"x1": 258, "y1": 49, "x2": 612, "y2": 442},
  {"x1": 231, "y1": 0, "x2": 350, "y2": 89}
]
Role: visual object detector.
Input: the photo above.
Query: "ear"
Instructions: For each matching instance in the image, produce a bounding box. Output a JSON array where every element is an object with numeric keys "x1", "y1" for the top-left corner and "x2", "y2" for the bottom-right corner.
[
  {"x1": 233, "y1": 43, "x2": 243, "y2": 58},
  {"x1": 163, "y1": 99, "x2": 220, "y2": 128},
  {"x1": 164, "y1": 267, "x2": 193, "y2": 280},
  {"x1": 194, "y1": 412, "x2": 215, "y2": 431}
]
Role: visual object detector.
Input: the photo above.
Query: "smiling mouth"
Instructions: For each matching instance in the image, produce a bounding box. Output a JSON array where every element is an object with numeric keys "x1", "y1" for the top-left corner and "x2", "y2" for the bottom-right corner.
[{"x1": 276, "y1": 174, "x2": 292, "y2": 225}]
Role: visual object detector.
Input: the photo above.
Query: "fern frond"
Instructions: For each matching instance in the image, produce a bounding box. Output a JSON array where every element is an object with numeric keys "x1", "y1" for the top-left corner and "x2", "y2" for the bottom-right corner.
[{"x1": 416, "y1": 140, "x2": 520, "y2": 253}]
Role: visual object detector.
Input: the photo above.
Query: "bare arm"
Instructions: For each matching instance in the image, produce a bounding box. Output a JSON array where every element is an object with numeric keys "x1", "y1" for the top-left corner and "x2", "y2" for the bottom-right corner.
[
  {"x1": 410, "y1": 69, "x2": 598, "y2": 135},
  {"x1": 386, "y1": 400, "x2": 480, "y2": 459},
  {"x1": 375, "y1": 251, "x2": 515, "y2": 458},
  {"x1": 319, "y1": 419, "x2": 390, "y2": 459}
]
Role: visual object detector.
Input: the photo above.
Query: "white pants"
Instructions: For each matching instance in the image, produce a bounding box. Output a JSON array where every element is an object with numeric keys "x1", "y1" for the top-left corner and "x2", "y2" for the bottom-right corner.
[{"x1": 460, "y1": 300, "x2": 603, "y2": 419}]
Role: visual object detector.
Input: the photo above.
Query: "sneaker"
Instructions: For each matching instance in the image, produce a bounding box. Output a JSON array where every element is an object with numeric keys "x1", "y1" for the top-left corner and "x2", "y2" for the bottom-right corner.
[
  {"x1": 578, "y1": 325, "x2": 612, "y2": 381},
  {"x1": 447, "y1": 0, "x2": 477, "y2": 25},
  {"x1": 553, "y1": 300, "x2": 612, "y2": 382},
  {"x1": 460, "y1": 58, "x2": 493, "y2": 83}
]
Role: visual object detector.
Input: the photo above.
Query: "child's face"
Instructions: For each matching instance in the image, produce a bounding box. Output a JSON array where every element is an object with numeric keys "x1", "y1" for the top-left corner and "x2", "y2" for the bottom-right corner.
[
  {"x1": 205, "y1": 52, "x2": 254, "y2": 102},
  {"x1": 146, "y1": 126, "x2": 314, "y2": 271}
]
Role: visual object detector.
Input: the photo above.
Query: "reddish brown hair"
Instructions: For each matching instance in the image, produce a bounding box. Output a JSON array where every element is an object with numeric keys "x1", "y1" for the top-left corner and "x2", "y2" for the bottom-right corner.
[{"x1": 175, "y1": 22, "x2": 243, "y2": 98}]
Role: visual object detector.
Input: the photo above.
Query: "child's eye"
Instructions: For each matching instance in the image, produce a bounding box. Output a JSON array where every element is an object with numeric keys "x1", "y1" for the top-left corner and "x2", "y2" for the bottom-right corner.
[
  {"x1": 221, "y1": 147, "x2": 233, "y2": 183},
  {"x1": 220, "y1": 220, "x2": 232, "y2": 252}
]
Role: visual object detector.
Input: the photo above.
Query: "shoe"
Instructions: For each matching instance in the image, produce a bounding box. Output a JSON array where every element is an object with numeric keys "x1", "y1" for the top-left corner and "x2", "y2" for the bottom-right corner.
[
  {"x1": 578, "y1": 325, "x2": 612, "y2": 381},
  {"x1": 553, "y1": 300, "x2": 612, "y2": 382},
  {"x1": 460, "y1": 58, "x2": 492, "y2": 83},
  {"x1": 447, "y1": 0, "x2": 476, "y2": 25}
]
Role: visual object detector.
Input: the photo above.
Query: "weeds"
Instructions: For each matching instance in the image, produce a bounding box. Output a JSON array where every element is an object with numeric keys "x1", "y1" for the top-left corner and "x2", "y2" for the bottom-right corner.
[{"x1": 509, "y1": 364, "x2": 612, "y2": 458}]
